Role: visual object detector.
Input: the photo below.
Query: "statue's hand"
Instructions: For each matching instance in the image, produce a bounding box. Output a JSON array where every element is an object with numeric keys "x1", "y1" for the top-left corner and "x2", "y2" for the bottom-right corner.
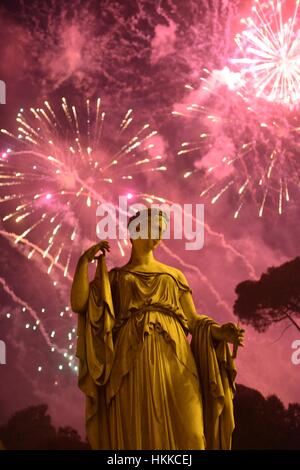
[
  {"x1": 80, "y1": 241, "x2": 110, "y2": 263},
  {"x1": 219, "y1": 322, "x2": 245, "y2": 346}
]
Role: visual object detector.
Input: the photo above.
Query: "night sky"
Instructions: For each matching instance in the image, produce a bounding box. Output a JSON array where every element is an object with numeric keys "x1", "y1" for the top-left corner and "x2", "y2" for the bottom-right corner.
[{"x1": 0, "y1": 0, "x2": 299, "y2": 437}]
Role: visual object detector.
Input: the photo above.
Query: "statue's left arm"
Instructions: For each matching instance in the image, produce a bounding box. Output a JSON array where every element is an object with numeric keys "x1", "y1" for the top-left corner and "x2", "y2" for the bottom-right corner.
[
  {"x1": 177, "y1": 270, "x2": 244, "y2": 450},
  {"x1": 177, "y1": 270, "x2": 244, "y2": 347}
]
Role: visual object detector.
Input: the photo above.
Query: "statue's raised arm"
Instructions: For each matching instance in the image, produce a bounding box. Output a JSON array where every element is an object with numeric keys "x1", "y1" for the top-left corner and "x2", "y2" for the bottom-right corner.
[{"x1": 70, "y1": 241, "x2": 110, "y2": 313}]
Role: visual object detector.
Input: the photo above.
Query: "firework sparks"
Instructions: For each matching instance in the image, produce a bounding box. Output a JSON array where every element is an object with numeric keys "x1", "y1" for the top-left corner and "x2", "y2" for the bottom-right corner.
[
  {"x1": 232, "y1": 0, "x2": 300, "y2": 107},
  {"x1": 173, "y1": 67, "x2": 300, "y2": 217},
  {"x1": 0, "y1": 97, "x2": 166, "y2": 276}
]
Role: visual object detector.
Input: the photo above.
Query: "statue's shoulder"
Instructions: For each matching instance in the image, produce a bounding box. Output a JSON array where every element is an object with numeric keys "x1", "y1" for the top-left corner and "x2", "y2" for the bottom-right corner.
[
  {"x1": 154, "y1": 262, "x2": 185, "y2": 280},
  {"x1": 157, "y1": 263, "x2": 190, "y2": 288},
  {"x1": 108, "y1": 262, "x2": 186, "y2": 282}
]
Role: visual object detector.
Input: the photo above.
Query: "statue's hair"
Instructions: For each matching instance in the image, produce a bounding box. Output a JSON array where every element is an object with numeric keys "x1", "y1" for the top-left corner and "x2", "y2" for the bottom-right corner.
[{"x1": 127, "y1": 207, "x2": 169, "y2": 230}]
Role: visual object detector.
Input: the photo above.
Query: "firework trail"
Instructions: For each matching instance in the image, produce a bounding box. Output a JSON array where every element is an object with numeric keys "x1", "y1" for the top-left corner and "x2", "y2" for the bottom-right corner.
[
  {"x1": 160, "y1": 242, "x2": 233, "y2": 317},
  {"x1": 0, "y1": 229, "x2": 73, "y2": 280},
  {"x1": 143, "y1": 193, "x2": 257, "y2": 277},
  {"x1": 0, "y1": 276, "x2": 65, "y2": 353},
  {"x1": 0, "y1": 273, "x2": 81, "y2": 374}
]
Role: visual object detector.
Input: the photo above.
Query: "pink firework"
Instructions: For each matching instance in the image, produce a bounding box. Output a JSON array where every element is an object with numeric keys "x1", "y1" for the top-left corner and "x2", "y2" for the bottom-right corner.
[
  {"x1": 0, "y1": 97, "x2": 166, "y2": 276},
  {"x1": 173, "y1": 67, "x2": 300, "y2": 218},
  {"x1": 231, "y1": 0, "x2": 300, "y2": 107}
]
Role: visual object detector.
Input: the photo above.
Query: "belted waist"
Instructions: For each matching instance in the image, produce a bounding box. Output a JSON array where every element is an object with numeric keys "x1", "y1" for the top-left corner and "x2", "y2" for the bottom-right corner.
[
  {"x1": 112, "y1": 304, "x2": 182, "y2": 333},
  {"x1": 130, "y1": 304, "x2": 177, "y2": 316}
]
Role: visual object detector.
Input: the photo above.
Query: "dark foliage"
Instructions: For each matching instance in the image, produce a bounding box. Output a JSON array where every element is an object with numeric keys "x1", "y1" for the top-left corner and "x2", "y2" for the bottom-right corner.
[
  {"x1": 0, "y1": 404, "x2": 89, "y2": 450},
  {"x1": 234, "y1": 257, "x2": 300, "y2": 332},
  {"x1": 232, "y1": 384, "x2": 300, "y2": 450},
  {"x1": 0, "y1": 385, "x2": 299, "y2": 450}
]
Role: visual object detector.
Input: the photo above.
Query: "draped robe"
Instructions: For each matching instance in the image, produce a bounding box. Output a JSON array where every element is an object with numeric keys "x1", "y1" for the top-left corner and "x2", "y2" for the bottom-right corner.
[{"x1": 76, "y1": 255, "x2": 236, "y2": 450}]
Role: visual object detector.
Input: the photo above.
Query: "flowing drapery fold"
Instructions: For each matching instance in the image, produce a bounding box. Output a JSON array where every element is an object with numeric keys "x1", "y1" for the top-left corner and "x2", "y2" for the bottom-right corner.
[
  {"x1": 190, "y1": 317, "x2": 236, "y2": 449},
  {"x1": 76, "y1": 255, "x2": 115, "y2": 449}
]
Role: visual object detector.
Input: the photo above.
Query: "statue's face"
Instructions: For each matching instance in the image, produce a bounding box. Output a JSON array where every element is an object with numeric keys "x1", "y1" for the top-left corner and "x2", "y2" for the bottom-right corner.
[
  {"x1": 149, "y1": 215, "x2": 166, "y2": 249},
  {"x1": 131, "y1": 214, "x2": 167, "y2": 251}
]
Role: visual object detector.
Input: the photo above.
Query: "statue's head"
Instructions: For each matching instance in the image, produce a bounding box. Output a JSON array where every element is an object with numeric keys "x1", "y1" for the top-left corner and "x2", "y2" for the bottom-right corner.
[{"x1": 127, "y1": 207, "x2": 169, "y2": 251}]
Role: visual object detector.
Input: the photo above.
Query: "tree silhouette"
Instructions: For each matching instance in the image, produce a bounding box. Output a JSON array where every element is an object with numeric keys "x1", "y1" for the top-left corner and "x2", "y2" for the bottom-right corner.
[
  {"x1": 0, "y1": 391, "x2": 299, "y2": 449},
  {"x1": 233, "y1": 384, "x2": 300, "y2": 449},
  {"x1": 48, "y1": 426, "x2": 88, "y2": 450},
  {"x1": 234, "y1": 257, "x2": 300, "y2": 333},
  {"x1": 0, "y1": 404, "x2": 89, "y2": 450}
]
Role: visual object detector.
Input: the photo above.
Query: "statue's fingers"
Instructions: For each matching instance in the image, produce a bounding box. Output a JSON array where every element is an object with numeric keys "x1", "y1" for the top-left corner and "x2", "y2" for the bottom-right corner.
[
  {"x1": 101, "y1": 241, "x2": 111, "y2": 251},
  {"x1": 235, "y1": 333, "x2": 243, "y2": 343},
  {"x1": 91, "y1": 243, "x2": 106, "y2": 258},
  {"x1": 90, "y1": 243, "x2": 102, "y2": 254},
  {"x1": 93, "y1": 242, "x2": 103, "y2": 249}
]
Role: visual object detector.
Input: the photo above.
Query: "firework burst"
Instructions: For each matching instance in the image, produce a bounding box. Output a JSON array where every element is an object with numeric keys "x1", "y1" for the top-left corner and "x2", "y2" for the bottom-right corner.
[
  {"x1": 232, "y1": 0, "x2": 300, "y2": 107},
  {"x1": 173, "y1": 67, "x2": 300, "y2": 217},
  {"x1": 0, "y1": 97, "x2": 166, "y2": 276}
]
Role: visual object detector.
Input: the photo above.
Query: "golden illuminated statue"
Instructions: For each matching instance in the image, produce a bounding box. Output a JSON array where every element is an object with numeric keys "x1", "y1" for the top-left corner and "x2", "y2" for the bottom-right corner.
[{"x1": 70, "y1": 208, "x2": 244, "y2": 450}]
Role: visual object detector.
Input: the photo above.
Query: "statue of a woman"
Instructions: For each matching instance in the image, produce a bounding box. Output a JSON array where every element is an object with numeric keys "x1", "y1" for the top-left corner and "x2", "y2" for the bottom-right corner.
[{"x1": 70, "y1": 208, "x2": 244, "y2": 450}]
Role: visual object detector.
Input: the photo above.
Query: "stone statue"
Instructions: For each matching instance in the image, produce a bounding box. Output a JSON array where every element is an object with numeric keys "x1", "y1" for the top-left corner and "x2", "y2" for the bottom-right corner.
[{"x1": 71, "y1": 208, "x2": 244, "y2": 450}]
